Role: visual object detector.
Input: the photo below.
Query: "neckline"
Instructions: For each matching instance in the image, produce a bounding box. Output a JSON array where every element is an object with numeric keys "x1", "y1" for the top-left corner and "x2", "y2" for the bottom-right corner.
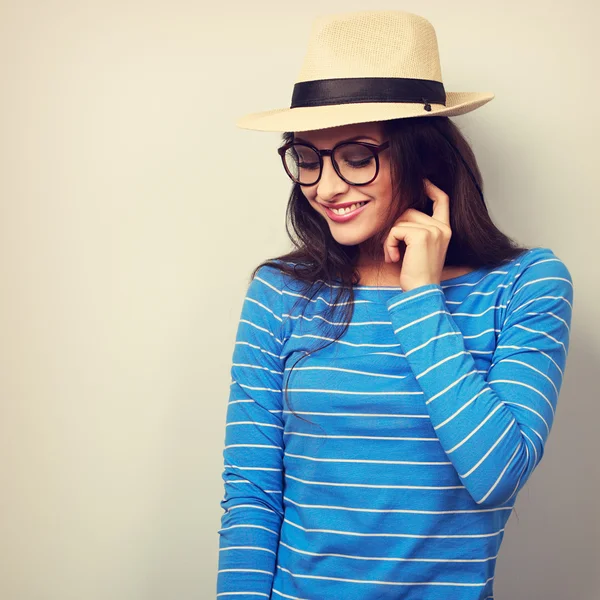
[{"x1": 351, "y1": 265, "x2": 489, "y2": 290}]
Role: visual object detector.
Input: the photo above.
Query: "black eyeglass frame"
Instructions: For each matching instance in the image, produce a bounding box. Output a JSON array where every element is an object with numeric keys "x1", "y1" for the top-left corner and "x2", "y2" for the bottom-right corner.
[{"x1": 277, "y1": 140, "x2": 390, "y2": 186}]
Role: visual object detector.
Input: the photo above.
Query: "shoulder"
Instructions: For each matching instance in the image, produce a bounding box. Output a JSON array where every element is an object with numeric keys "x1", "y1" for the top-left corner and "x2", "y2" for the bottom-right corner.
[
  {"x1": 248, "y1": 260, "x2": 304, "y2": 307},
  {"x1": 252, "y1": 262, "x2": 285, "y2": 291},
  {"x1": 512, "y1": 246, "x2": 572, "y2": 276},
  {"x1": 502, "y1": 246, "x2": 574, "y2": 323},
  {"x1": 252, "y1": 259, "x2": 308, "y2": 294},
  {"x1": 509, "y1": 246, "x2": 573, "y2": 295}
]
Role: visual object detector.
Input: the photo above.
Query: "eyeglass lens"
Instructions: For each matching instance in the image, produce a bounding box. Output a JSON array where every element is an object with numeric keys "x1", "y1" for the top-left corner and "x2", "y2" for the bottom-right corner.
[{"x1": 284, "y1": 143, "x2": 377, "y2": 185}]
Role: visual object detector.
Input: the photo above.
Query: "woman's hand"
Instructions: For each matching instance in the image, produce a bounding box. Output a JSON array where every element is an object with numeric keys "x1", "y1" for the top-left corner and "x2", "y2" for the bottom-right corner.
[{"x1": 383, "y1": 178, "x2": 452, "y2": 292}]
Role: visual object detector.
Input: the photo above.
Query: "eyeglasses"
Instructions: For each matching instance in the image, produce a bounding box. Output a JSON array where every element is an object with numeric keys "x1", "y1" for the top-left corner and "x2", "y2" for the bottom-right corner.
[{"x1": 277, "y1": 140, "x2": 390, "y2": 186}]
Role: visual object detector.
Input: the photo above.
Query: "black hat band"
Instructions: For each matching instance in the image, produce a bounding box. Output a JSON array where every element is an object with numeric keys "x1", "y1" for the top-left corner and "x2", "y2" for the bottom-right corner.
[{"x1": 291, "y1": 77, "x2": 446, "y2": 112}]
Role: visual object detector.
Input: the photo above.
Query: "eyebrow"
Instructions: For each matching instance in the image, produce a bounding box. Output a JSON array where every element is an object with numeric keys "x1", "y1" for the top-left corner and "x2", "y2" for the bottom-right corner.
[{"x1": 293, "y1": 134, "x2": 380, "y2": 145}]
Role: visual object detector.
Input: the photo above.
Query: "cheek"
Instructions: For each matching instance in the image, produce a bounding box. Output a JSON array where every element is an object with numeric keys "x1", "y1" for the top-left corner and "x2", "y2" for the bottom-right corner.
[
  {"x1": 368, "y1": 187, "x2": 391, "y2": 209},
  {"x1": 376, "y1": 179, "x2": 394, "y2": 206},
  {"x1": 377, "y1": 166, "x2": 393, "y2": 193}
]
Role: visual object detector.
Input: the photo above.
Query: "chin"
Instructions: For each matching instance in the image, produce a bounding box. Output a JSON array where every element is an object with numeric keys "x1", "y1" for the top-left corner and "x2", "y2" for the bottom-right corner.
[{"x1": 330, "y1": 231, "x2": 373, "y2": 246}]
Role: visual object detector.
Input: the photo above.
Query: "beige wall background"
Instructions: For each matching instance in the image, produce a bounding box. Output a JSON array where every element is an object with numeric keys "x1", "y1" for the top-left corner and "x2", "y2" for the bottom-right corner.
[{"x1": 1, "y1": 1, "x2": 598, "y2": 598}]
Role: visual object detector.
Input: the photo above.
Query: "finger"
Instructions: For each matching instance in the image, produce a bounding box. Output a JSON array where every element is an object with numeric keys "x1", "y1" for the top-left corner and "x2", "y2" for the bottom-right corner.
[
  {"x1": 398, "y1": 207, "x2": 451, "y2": 238},
  {"x1": 384, "y1": 229, "x2": 404, "y2": 262},
  {"x1": 385, "y1": 222, "x2": 443, "y2": 262},
  {"x1": 385, "y1": 244, "x2": 392, "y2": 263},
  {"x1": 384, "y1": 239, "x2": 396, "y2": 262},
  {"x1": 383, "y1": 235, "x2": 396, "y2": 262},
  {"x1": 391, "y1": 221, "x2": 445, "y2": 237},
  {"x1": 424, "y1": 179, "x2": 450, "y2": 227}
]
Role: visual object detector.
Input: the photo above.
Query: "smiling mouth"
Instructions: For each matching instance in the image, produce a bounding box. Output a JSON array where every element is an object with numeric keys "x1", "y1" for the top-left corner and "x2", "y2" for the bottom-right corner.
[{"x1": 328, "y1": 201, "x2": 369, "y2": 215}]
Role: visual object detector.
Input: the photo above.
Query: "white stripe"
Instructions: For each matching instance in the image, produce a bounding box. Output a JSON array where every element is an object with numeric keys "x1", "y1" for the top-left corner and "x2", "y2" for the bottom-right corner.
[
  {"x1": 227, "y1": 421, "x2": 283, "y2": 430},
  {"x1": 282, "y1": 410, "x2": 428, "y2": 418},
  {"x1": 224, "y1": 504, "x2": 280, "y2": 515},
  {"x1": 494, "y1": 344, "x2": 563, "y2": 377},
  {"x1": 283, "y1": 365, "x2": 409, "y2": 379},
  {"x1": 416, "y1": 350, "x2": 470, "y2": 378},
  {"x1": 522, "y1": 431, "x2": 539, "y2": 466},
  {"x1": 513, "y1": 323, "x2": 567, "y2": 354},
  {"x1": 463, "y1": 327, "x2": 500, "y2": 340},
  {"x1": 284, "y1": 431, "x2": 439, "y2": 441},
  {"x1": 524, "y1": 310, "x2": 571, "y2": 331},
  {"x1": 510, "y1": 275, "x2": 572, "y2": 301},
  {"x1": 477, "y1": 444, "x2": 522, "y2": 504},
  {"x1": 460, "y1": 420, "x2": 516, "y2": 478},
  {"x1": 234, "y1": 382, "x2": 281, "y2": 394},
  {"x1": 444, "y1": 402, "x2": 504, "y2": 450},
  {"x1": 239, "y1": 318, "x2": 284, "y2": 345},
  {"x1": 282, "y1": 494, "x2": 513, "y2": 515},
  {"x1": 246, "y1": 296, "x2": 283, "y2": 322},
  {"x1": 290, "y1": 332, "x2": 401, "y2": 348},
  {"x1": 502, "y1": 401, "x2": 551, "y2": 434},
  {"x1": 234, "y1": 340, "x2": 281, "y2": 360},
  {"x1": 493, "y1": 359, "x2": 559, "y2": 396},
  {"x1": 425, "y1": 370, "x2": 479, "y2": 405},
  {"x1": 271, "y1": 589, "x2": 309, "y2": 600},
  {"x1": 277, "y1": 565, "x2": 494, "y2": 587},
  {"x1": 446, "y1": 288, "x2": 509, "y2": 303},
  {"x1": 228, "y1": 399, "x2": 277, "y2": 407},
  {"x1": 284, "y1": 517, "x2": 504, "y2": 539},
  {"x1": 219, "y1": 545, "x2": 277, "y2": 556},
  {"x1": 283, "y1": 312, "x2": 390, "y2": 326},
  {"x1": 278, "y1": 539, "x2": 500, "y2": 563},
  {"x1": 393, "y1": 309, "x2": 450, "y2": 334},
  {"x1": 509, "y1": 293, "x2": 572, "y2": 316},
  {"x1": 408, "y1": 331, "x2": 462, "y2": 355},
  {"x1": 488, "y1": 378, "x2": 556, "y2": 416},
  {"x1": 435, "y1": 388, "x2": 492, "y2": 431},
  {"x1": 502, "y1": 444, "x2": 529, "y2": 504},
  {"x1": 285, "y1": 387, "x2": 423, "y2": 396},
  {"x1": 233, "y1": 362, "x2": 283, "y2": 375},
  {"x1": 225, "y1": 443, "x2": 281, "y2": 450},
  {"x1": 285, "y1": 473, "x2": 463, "y2": 490},
  {"x1": 218, "y1": 524, "x2": 279, "y2": 535},
  {"x1": 284, "y1": 451, "x2": 450, "y2": 466},
  {"x1": 217, "y1": 592, "x2": 269, "y2": 598},
  {"x1": 443, "y1": 305, "x2": 503, "y2": 318},
  {"x1": 218, "y1": 568, "x2": 273, "y2": 576},
  {"x1": 281, "y1": 288, "x2": 370, "y2": 306},
  {"x1": 388, "y1": 286, "x2": 443, "y2": 310},
  {"x1": 224, "y1": 463, "x2": 280, "y2": 472},
  {"x1": 254, "y1": 273, "x2": 282, "y2": 296}
]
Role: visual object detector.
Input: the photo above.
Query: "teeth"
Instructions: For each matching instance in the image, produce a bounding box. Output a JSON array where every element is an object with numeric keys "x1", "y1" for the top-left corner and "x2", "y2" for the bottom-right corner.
[{"x1": 332, "y1": 201, "x2": 366, "y2": 215}]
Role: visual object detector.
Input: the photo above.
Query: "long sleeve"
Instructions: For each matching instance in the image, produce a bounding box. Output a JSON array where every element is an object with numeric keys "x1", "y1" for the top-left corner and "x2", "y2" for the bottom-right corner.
[
  {"x1": 216, "y1": 265, "x2": 285, "y2": 598},
  {"x1": 385, "y1": 254, "x2": 573, "y2": 508}
]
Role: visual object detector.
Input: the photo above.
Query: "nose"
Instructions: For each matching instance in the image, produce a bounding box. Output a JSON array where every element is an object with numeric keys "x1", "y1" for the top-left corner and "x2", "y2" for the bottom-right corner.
[{"x1": 316, "y1": 155, "x2": 349, "y2": 201}]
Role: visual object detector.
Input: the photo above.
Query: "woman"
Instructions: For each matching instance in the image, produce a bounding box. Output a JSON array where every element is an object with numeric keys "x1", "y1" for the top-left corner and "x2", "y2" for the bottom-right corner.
[{"x1": 216, "y1": 10, "x2": 573, "y2": 600}]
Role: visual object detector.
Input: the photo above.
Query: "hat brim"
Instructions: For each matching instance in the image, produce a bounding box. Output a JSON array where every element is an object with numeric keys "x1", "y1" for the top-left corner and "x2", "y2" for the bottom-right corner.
[{"x1": 235, "y1": 91, "x2": 494, "y2": 132}]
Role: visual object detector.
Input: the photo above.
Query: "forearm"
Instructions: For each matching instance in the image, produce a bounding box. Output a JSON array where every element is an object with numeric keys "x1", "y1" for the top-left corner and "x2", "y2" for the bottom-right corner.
[
  {"x1": 386, "y1": 282, "x2": 567, "y2": 507},
  {"x1": 217, "y1": 501, "x2": 282, "y2": 597}
]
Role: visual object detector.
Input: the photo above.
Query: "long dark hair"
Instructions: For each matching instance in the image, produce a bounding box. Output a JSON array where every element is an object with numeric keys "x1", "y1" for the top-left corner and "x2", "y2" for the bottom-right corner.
[{"x1": 249, "y1": 115, "x2": 530, "y2": 426}]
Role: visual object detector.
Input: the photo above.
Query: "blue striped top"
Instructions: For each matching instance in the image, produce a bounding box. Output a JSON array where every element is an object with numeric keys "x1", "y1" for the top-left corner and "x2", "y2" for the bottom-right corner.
[{"x1": 216, "y1": 246, "x2": 573, "y2": 600}]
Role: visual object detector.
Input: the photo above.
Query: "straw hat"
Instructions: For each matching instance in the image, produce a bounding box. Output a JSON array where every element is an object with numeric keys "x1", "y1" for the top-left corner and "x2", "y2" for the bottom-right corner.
[{"x1": 235, "y1": 10, "x2": 494, "y2": 133}]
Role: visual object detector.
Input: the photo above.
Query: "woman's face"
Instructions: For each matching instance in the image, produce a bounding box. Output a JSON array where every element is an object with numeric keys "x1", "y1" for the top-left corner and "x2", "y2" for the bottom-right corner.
[{"x1": 293, "y1": 121, "x2": 394, "y2": 248}]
